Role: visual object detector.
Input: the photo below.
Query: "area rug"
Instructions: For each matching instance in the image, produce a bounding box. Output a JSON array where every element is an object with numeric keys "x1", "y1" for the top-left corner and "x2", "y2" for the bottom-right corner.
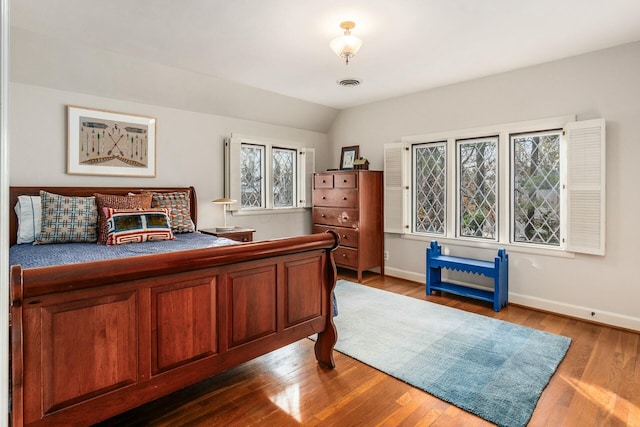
[{"x1": 326, "y1": 280, "x2": 571, "y2": 427}]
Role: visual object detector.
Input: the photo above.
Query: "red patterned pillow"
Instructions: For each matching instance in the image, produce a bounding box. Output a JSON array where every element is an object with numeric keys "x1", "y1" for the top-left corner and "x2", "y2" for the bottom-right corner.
[
  {"x1": 104, "y1": 208, "x2": 174, "y2": 245},
  {"x1": 95, "y1": 193, "x2": 153, "y2": 244}
]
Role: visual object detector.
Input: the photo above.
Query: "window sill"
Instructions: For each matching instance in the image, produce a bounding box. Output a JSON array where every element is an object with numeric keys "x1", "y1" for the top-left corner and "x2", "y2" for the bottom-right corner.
[
  {"x1": 398, "y1": 233, "x2": 576, "y2": 259},
  {"x1": 230, "y1": 207, "x2": 309, "y2": 216}
]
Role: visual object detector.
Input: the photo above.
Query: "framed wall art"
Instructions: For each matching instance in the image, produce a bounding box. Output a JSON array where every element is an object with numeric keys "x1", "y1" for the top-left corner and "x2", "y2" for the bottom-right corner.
[
  {"x1": 67, "y1": 105, "x2": 157, "y2": 177},
  {"x1": 340, "y1": 145, "x2": 359, "y2": 170}
]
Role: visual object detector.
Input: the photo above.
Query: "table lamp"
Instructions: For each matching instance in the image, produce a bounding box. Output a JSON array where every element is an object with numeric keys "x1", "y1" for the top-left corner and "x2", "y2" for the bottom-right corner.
[{"x1": 212, "y1": 198, "x2": 237, "y2": 232}]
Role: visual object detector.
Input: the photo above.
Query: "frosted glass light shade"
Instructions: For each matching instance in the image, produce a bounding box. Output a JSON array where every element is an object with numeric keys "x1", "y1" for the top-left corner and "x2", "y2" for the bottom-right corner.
[
  {"x1": 330, "y1": 21, "x2": 363, "y2": 64},
  {"x1": 330, "y1": 34, "x2": 363, "y2": 59}
]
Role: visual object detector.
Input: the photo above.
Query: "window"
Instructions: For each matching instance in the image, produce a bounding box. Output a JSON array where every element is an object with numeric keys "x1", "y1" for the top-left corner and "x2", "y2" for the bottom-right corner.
[
  {"x1": 511, "y1": 130, "x2": 561, "y2": 246},
  {"x1": 240, "y1": 144, "x2": 265, "y2": 208},
  {"x1": 413, "y1": 142, "x2": 446, "y2": 235},
  {"x1": 458, "y1": 137, "x2": 497, "y2": 240},
  {"x1": 384, "y1": 117, "x2": 605, "y2": 255},
  {"x1": 272, "y1": 147, "x2": 296, "y2": 208},
  {"x1": 226, "y1": 135, "x2": 315, "y2": 212}
]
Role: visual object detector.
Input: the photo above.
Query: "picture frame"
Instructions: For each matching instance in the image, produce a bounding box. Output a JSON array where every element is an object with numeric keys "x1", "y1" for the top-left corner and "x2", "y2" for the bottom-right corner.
[
  {"x1": 340, "y1": 145, "x2": 359, "y2": 170},
  {"x1": 67, "y1": 105, "x2": 157, "y2": 177}
]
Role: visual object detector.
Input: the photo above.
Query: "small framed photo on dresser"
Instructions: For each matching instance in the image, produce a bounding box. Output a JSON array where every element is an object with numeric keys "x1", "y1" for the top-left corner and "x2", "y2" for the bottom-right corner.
[{"x1": 340, "y1": 145, "x2": 359, "y2": 170}]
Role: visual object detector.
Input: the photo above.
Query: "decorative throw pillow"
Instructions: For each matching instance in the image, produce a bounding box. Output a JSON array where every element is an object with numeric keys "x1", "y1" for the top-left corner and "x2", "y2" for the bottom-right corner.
[
  {"x1": 14, "y1": 195, "x2": 42, "y2": 244},
  {"x1": 104, "y1": 208, "x2": 174, "y2": 245},
  {"x1": 151, "y1": 191, "x2": 195, "y2": 233},
  {"x1": 35, "y1": 191, "x2": 98, "y2": 244},
  {"x1": 94, "y1": 192, "x2": 153, "y2": 244}
]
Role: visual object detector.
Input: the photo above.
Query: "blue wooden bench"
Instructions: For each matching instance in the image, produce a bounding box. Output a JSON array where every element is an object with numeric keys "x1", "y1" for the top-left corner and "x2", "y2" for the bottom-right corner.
[{"x1": 426, "y1": 240, "x2": 508, "y2": 312}]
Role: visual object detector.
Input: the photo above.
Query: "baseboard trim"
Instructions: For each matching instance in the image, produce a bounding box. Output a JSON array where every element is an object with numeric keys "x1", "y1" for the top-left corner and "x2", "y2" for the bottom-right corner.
[
  {"x1": 383, "y1": 267, "x2": 640, "y2": 332},
  {"x1": 509, "y1": 293, "x2": 640, "y2": 332},
  {"x1": 384, "y1": 267, "x2": 424, "y2": 284}
]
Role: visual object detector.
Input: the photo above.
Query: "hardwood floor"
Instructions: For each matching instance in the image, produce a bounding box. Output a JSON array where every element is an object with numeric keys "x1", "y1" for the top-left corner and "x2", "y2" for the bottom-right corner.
[{"x1": 99, "y1": 270, "x2": 640, "y2": 426}]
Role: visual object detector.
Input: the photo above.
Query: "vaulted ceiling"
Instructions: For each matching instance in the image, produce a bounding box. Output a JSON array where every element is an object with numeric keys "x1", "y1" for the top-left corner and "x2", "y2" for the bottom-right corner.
[{"x1": 11, "y1": 0, "x2": 640, "y2": 109}]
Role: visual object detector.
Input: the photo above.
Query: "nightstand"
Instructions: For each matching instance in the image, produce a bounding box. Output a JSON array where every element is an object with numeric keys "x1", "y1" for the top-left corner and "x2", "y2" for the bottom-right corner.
[{"x1": 199, "y1": 227, "x2": 256, "y2": 242}]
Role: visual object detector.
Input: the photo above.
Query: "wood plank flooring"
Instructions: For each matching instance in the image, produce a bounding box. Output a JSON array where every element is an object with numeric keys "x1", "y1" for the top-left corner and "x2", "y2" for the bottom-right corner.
[{"x1": 99, "y1": 270, "x2": 640, "y2": 426}]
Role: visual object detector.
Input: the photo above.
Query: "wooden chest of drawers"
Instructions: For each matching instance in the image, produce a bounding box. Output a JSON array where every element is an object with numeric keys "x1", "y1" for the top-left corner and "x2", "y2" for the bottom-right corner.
[{"x1": 312, "y1": 170, "x2": 383, "y2": 281}]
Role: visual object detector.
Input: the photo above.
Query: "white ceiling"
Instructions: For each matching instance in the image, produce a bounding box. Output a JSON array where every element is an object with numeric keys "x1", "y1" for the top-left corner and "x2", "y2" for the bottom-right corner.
[{"x1": 10, "y1": 0, "x2": 640, "y2": 110}]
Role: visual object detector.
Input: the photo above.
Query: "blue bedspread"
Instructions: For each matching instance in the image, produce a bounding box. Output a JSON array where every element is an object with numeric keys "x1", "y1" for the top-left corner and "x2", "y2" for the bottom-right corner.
[{"x1": 9, "y1": 232, "x2": 238, "y2": 269}]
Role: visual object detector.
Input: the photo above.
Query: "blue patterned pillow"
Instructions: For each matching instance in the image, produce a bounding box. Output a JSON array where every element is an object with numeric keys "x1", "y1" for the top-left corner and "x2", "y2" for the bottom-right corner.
[
  {"x1": 105, "y1": 208, "x2": 174, "y2": 245},
  {"x1": 35, "y1": 191, "x2": 98, "y2": 244}
]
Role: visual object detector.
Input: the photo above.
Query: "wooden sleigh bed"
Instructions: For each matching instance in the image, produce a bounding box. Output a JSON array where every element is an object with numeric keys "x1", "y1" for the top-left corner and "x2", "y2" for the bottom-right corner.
[{"x1": 9, "y1": 186, "x2": 339, "y2": 426}]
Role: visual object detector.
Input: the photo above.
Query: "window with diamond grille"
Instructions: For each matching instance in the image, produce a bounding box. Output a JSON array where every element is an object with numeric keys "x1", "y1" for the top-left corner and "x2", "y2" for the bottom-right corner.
[
  {"x1": 272, "y1": 147, "x2": 296, "y2": 208},
  {"x1": 227, "y1": 137, "x2": 314, "y2": 212},
  {"x1": 413, "y1": 143, "x2": 446, "y2": 234},
  {"x1": 512, "y1": 130, "x2": 561, "y2": 246},
  {"x1": 458, "y1": 137, "x2": 497, "y2": 239},
  {"x1": 240, "y1": 144, "x2": 264, "y2": 208}
]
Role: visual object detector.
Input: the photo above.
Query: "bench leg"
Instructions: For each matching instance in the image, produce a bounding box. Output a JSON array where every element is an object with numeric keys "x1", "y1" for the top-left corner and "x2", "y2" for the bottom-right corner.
[{"x1": 426, "y1": 267, "x2": 441, "y2": 296}]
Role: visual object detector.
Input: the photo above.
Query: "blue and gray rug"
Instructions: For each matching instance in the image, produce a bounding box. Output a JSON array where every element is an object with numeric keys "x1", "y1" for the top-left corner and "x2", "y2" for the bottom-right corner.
[{"x1": 330, "y1": 280, "x2": 571, "y2": 427}]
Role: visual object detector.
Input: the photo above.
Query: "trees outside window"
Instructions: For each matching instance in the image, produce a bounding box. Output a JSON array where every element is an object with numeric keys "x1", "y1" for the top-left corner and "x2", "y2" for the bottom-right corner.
[
  {"x1": 413, "y1": 143, "x2": 446, "y2": 235},
  {"x1": 240, "y1": 144, "x2": 264, "y2": 209},
  {"x1": 227, "y1": 136, "x2": 314, "y2": 212},
  {"x1": 512, "y1": 131, "x2": 561, "y2": 246},
  {"x1": 272, "y1": 147, "x2": 296, "y2": 208},
  {"x1": 458, "y1": 137, "x2": 497, "y2": 240},
  {"x1": 385, "y1": 117, "x2": 604, "y2": 255}
]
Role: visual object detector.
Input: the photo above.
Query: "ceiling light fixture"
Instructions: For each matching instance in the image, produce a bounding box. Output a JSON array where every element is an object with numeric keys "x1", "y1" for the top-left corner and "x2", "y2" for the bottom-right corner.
[{"x1": 329, "y1": 21, "x2": 363, "y2": 65}]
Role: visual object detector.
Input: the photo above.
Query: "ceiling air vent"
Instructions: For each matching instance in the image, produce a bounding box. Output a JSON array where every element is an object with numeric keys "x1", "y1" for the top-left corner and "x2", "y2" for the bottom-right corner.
[{"x1": 337, "y1": 78, "x2": 360, "y2": 87}]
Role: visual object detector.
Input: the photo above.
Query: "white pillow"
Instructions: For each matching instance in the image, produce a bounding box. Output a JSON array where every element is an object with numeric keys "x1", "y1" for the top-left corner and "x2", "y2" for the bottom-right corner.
[{"x1": 14, "y1": 195, "x2": 42, "y2": 244}]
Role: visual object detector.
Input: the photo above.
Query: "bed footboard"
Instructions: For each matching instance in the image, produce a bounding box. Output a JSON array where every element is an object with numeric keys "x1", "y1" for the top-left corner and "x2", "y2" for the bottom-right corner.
[{"x1": 10, "y1": 232, "x2": 338, "y2": 426}]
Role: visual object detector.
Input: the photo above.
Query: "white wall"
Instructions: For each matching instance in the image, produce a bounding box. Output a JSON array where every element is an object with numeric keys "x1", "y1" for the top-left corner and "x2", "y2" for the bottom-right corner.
[
  {"x1": 8, "y1": 26, "x2": 335, "y2": 240},
  {"x1": 330, "y1": 41, "x2": 640, "y2": 330},
  {"x1": 0, "y1": 0, "x2": 9, "y2": 425},
  {"x1": 11, "y1": 27, "x2": 338, "y2": 134},
  {"x1": 10, "y1": 83, "x2": 329, "y2": 240}
]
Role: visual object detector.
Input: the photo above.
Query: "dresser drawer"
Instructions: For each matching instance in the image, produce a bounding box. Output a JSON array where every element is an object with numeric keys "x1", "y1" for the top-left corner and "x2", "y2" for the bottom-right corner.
[
  {"x1": 334, "y1": 173, "x2": 357, "y2": 189},
  {"x1": 199, "y1": 227, "x2": 255, "y2": 242},
  {"x1": 313, "y1": 225, "x2": 359, "y2": 248},
  {"x1": 334, "y1": 246, "x2": 358, "y2": 268},
  {"x1": 313, "y1": 208, "x2": 359, "y2": 228},
  {"x1": 314, "y1": 174, "x2": 334, "y2": 189},
  {"x1": 312, "y1": 189, "x2": 358, "y2": 208},
  {"x1": 223, "y1": 231, "x2": 253, "y2": 242}
]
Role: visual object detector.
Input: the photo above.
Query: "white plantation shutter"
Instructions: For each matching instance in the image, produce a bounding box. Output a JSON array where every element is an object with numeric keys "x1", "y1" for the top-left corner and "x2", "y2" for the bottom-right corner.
[
  {"x1": 383, "y1": 142, "x2": 410, "y2": 233},
  {"x1": 224, "y1": 137, "x2": 242, "y2": 208},
  {"x1": 565, "y1": 119, "x2": 606, "y2": 255},
  {"x1": 297, "y1": 148, "x2": 315, "y2": 207}
]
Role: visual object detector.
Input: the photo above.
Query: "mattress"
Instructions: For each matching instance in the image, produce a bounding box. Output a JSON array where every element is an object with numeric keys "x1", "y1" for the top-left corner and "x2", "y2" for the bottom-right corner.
[{"x1": 9, "y1": 231, "x2": 238, "y2": 269}]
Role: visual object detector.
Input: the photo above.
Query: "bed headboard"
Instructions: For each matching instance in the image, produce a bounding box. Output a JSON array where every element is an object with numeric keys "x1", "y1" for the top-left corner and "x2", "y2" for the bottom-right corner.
[{"x1": 9, "y1": 186, "x2": 197, "y2": 246}]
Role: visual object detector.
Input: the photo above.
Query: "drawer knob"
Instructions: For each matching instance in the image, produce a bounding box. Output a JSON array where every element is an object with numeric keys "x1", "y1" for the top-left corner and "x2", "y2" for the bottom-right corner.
[
  {"x1": 343, "y1": 197, "x2": 347, "y2": 200},
  {"x1": 322, "y1": 196, "x2": 326, "y2": 199},
  {"x1": 322, "y1": 180, "x2": 326, "y2": 183},
  {"x1": 342, "y1": 234, "x2": 347, "y2": 239},
  {"x1": 342, "y1": 253, "x2": 347, "y2": 257},
  {"x1": 321, "y1": 214, "x2": 326, "y2": 217},
  {"x1": 343, "y1": 179, "x2": 347, "y2": 183}
]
